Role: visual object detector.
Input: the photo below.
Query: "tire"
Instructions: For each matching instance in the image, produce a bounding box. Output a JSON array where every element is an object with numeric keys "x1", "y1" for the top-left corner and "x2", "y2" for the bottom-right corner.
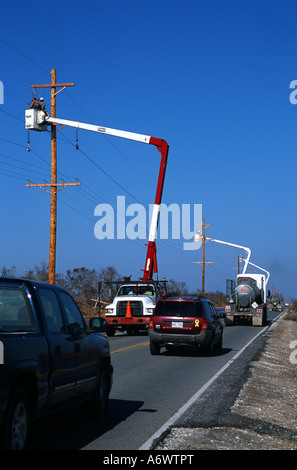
[
  {"x1": 214, "y1": 331, "x2": 223, "y2": 353},
  {"x1": 107, "y1": 326, "x2": 115, "y2": 337},
  {"x1": 205, "y1": 335, "x2": 214, "y2": 356},
  {"x1": 150, "y1": 340, "x2": 160, "y2": 355},
  {"x1": 3, "y1": 388, "x2": 31, "y2": 450},
  {"x1": 93, "y1": 367, "x2": 110, "y2": 419}
]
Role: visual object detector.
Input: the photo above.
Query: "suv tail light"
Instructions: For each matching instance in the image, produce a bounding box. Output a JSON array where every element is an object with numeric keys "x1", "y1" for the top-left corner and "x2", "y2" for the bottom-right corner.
[
  {"x1": 149, "y1": 318, "x2": 154, "y2": 329},
  {"x1": 201, "y1": 319, "x2": 208, "y2": 331}
]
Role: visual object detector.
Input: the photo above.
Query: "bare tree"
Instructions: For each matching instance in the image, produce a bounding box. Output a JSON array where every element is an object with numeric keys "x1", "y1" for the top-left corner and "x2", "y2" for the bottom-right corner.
[
  {"x1": 22, "y1": 261, "x2": 49, "y2": 282},
  {"x1": 1, "y1": 265, "x2": 17, "y2": 277},
  {"x1": 98, "y1": 266, "x2": 122, "y2": 303},
  {"x1": 167, "y1": 279, "x2": 189, "y2": 296},
  {"x1": 62, "y1": 267, "x2": 98, "y2": 304}
]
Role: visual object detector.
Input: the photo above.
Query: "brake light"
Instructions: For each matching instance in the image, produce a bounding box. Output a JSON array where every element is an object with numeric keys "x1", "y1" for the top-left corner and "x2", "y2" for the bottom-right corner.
[
  {"x1": 225, "y1": 306, "x2": 231, "y2": 312},
  {"x1": 257, "y1": 308, "x2": 263, "y2": 313},
  {"x1": 149, "y1": 318, "x2": 154, "y2": 329},
  {"x1": 201, "y1": 319, "x2": 208, "y2": 331}
]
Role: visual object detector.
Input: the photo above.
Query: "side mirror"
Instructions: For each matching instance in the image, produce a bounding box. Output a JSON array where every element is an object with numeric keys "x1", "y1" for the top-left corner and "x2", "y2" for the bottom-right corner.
[
  {"x1": 67, "y1": 322, "x2": 83, "y2": 336},
  {"x1": 89, "y1": 317, "x2": 108, "y2": 333},
  {"x1": 217, "y1": 311, "x2": 226, "y2": 319}
]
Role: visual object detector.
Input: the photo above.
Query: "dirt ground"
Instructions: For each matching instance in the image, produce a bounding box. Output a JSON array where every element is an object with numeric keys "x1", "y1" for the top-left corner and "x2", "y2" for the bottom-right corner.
[{"x1": 155, "y1": 311, "x2": 297, "y2": 450}]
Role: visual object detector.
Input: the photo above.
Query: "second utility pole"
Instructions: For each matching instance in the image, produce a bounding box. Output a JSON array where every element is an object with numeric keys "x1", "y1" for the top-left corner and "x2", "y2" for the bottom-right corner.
[
  {"x1": 194, "y1": 218, "x2": 213, "y2": 295},
  {"x1": 30, "y1": 69, "x2": 75, "y2": 284}
]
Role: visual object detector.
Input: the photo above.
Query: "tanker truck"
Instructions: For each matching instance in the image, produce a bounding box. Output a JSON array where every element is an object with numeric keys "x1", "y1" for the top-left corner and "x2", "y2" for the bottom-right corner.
[{"x1": 225, "y1": 273, "x2": 268, "y2": 326}]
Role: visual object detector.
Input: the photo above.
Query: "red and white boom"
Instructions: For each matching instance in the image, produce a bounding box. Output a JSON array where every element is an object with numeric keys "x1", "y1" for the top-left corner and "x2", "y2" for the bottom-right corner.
[{"x1": 25, "y1": 109, "x2": 169, "y2": 280}]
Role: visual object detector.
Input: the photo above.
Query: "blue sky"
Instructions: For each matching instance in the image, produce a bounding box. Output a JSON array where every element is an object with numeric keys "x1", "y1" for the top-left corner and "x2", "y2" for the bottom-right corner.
[{"x1": 0, "y1": 0, "x2": 296, "y2": 299}]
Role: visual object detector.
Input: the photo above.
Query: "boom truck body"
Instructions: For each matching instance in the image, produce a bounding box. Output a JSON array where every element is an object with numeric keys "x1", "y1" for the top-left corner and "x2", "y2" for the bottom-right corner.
[
  {"x1": 194, "y1": 233, "x2": 269, "y2": 326},
  {"x1": 225, "y1": 259, "x2": 270, "y2": 326},
  {"x1": 25, "y1": 108, "x2": 169, "y2": 334}
]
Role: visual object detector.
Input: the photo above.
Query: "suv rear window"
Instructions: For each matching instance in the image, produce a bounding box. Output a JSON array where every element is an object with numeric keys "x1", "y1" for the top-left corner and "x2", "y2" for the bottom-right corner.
[
  {"x1": 0, "y1": 287, "x2": 35, "y2": 331},
  {"x1": 154, "y1": 300, "x2": 203, "y2": 317}
]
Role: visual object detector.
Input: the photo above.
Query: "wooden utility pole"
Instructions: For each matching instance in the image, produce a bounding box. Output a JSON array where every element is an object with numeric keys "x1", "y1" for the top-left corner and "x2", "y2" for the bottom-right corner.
[
  {"x1": 194, "y1": 219, "x2": 213, "y2": 295},
  {"x1": 29, "y1": 69, "x2": 76, "y2": 284},
  {"x1": 233, "y1": 255, "x2": 242, "y2": 274}
]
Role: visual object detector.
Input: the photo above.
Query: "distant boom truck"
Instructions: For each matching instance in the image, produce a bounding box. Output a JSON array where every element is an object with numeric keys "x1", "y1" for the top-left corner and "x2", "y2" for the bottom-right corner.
[
  {"x1": 225, "y1": 261, "x2": 270, "y2": 326},
  {"x1": 268, "y1": 293, "x2": 283, "y2": 312}
]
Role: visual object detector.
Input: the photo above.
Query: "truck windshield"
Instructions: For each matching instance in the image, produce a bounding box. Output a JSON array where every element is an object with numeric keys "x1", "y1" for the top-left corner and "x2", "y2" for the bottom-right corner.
[
  {"x1": 154, "y1": 301, "x2": 202, "y2": 317},
  {"x1": 0, "y1": 287, "x2": 35, "y2": 331},
  {"x1": 118, "y1": 285, "x2": 155, "y2": 296}
]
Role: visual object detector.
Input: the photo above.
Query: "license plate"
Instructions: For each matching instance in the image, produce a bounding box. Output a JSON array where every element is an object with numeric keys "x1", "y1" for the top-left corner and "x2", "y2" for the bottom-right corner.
[{"x1": 172, "y1": 321, "x2": 183, "y2": 328}]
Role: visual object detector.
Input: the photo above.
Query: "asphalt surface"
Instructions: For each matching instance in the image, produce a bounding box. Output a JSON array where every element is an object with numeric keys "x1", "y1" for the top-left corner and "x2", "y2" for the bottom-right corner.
[{"x1": 151, "y1": 310, "x2": 297, "y2": 450}]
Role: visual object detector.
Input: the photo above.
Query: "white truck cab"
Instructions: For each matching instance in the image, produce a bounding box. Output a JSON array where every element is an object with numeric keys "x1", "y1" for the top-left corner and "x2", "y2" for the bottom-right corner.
[{"x1": 104, "y1": 280, "x2": 166, "y2": 335}]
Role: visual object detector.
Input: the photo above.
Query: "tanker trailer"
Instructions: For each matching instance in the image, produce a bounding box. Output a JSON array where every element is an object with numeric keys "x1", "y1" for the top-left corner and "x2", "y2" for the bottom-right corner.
[{"x1": 225, "y1": 273, "x2": 268, "y2": 326}]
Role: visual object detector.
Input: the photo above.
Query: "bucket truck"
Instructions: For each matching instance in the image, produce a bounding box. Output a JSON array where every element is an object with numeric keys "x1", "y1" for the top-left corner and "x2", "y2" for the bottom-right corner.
[
  {"x1": 25, "y1": 108, "x2": 169, "y2": 334},
  {"x1": 268, "y1": 293, "x2": 283, "y2": 312},
  {"x1": 194, "y1": 232, "x2": 267, "y2": 326},
  {"x1": 225, "y1": 259, "x2": 270, "y2": 326}
]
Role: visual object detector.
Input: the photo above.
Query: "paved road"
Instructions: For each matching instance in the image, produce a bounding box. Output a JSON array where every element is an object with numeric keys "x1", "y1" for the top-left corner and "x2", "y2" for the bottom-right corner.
[{"x1": 28, "y1": 311, "x2": 280, "y2": 450}]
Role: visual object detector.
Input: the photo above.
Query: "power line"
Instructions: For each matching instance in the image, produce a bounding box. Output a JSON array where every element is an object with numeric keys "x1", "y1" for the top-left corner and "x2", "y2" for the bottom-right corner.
[
  {"x1": 0, "y1": 38, "x2": 50, "y2": 75},
  {"x1": 0, "y1": 108, "x2": 23, "y2": 122}
]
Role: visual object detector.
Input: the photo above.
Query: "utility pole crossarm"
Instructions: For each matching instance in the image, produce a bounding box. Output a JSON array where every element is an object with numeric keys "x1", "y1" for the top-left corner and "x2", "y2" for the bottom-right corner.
[{"x1": 31, "y1": 83, "x2": 75, "y2": 88}]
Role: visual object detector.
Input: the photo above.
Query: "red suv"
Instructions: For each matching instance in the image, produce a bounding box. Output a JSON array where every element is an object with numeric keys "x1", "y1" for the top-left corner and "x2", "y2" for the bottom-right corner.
[{"x1": 148, "y1": 297, "x2": 224, "y2": 355}]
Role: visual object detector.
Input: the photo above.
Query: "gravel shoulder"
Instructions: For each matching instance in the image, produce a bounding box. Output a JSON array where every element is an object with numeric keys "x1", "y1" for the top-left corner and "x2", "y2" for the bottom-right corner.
[{"x1": 153, "y1": 311, "x2": 297, "y2": 450}]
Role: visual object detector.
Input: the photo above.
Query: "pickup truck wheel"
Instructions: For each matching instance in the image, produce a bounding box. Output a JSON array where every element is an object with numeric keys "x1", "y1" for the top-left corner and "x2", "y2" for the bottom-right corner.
[
  {"x1": 94, "y1": 367, "x2": 109, "y2": 419},
  {"x1": 3, "y1": 388, "x2": 30, "y2": 450}
]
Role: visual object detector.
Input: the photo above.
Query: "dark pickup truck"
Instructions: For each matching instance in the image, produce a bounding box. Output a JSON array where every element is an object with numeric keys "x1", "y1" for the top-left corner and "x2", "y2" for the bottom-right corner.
[{"x1": 0, "y1": 277, "x2": 113, "y2": 450}]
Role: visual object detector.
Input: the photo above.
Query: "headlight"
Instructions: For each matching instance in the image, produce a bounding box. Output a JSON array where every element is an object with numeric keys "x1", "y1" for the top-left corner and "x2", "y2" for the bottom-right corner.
[
  {"x1": 105, "y1": 308, "x2": 114, "y2": 314},
  {"x1": 146, "y1": 308, "x2": 155, "y2": 314}
]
